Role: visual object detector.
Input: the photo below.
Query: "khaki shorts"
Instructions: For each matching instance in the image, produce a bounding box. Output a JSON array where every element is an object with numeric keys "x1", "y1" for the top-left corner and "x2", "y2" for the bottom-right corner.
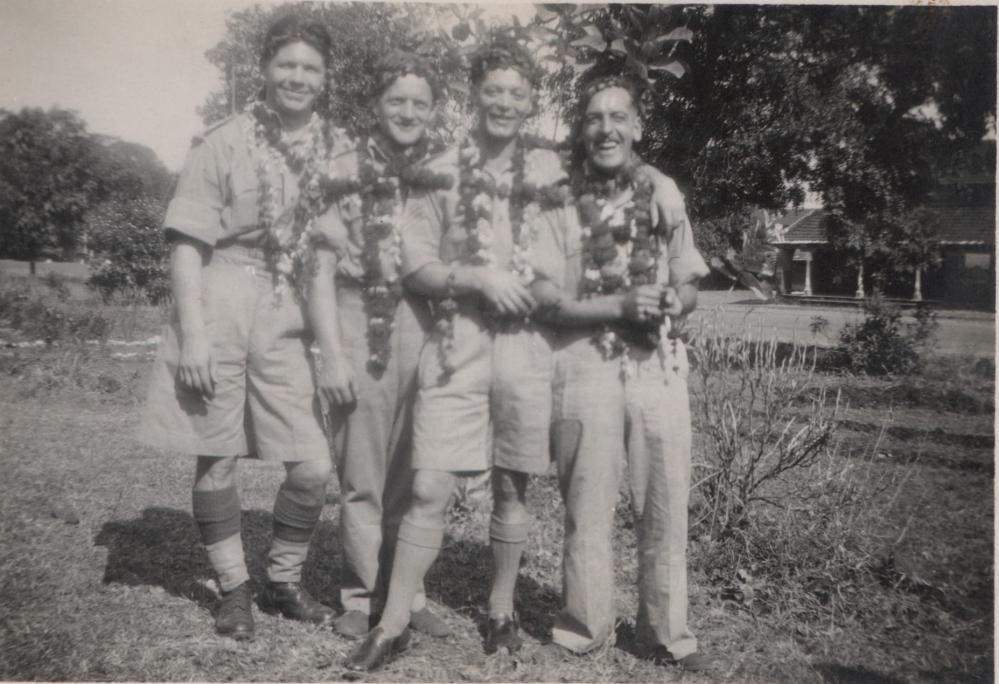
[
  {"x1": 411, "y1": 305, "x2": 553, "y2": 474},
  {"x1": 139, "y1": 246, "x2": 328, "y2": 462}
]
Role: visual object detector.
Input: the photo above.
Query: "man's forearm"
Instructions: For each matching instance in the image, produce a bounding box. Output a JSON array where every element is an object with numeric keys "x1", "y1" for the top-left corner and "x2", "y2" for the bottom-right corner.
[
  {"x1": 404, "y1": 262, "x2": 483, "y2": 300},
  {"x1": 531, "y1": 279, "x2": 625, "y2": 327},
  {"x1": 171, "y1": 238, "x2": 208, "y2": 341},
  {"x1": 307, "y1": 247, "x2": 348, "y2": 360}
]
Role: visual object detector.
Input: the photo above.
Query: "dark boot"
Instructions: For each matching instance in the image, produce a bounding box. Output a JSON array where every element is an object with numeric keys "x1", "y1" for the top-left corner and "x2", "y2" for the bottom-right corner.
[
  {"x1": 484, "y1": 612, "x2": 522, "y2": 654},
  {"x1": 259, "y1": 581, "x2": 335, "y2": 625},
  {"x1": 215, "y1": 582, "x2": 254, "y2": 641}
]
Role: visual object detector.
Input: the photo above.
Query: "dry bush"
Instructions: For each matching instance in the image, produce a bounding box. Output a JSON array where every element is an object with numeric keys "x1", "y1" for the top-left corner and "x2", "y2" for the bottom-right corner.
[
  {"x1": 688, "y1": 332, "x2": 840, "y2": 539},
  {"x1": 687, "y1": 328, "x2": 918, "y2": 624}
]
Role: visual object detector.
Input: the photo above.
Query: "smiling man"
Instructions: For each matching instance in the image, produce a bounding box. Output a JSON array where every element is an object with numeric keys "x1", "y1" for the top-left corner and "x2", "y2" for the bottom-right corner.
[
  {"x1": 342, "y1": 36, "x2": 573, "y2": 672},
  {"x1": 530, "y1": 72, "x2": 718, "y2": 674},
  {"x1": 139, "y1": 15, "x2": 340, "y2": 641},
  {"x1": 309, "y1": 51, "x2": 454, "y2": 642}
]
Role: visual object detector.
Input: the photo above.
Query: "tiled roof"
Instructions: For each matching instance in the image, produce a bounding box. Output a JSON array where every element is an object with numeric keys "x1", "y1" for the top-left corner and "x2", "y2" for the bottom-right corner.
[
  {"x1": 773, "y1": 209, "x2": 826, "y2": 243},
  {"x1": 931, "y1": 206, "x2": 995, "y2": 244},
  {"x1": 771, "y1": 207, "x2": 995, "y2": 245}
]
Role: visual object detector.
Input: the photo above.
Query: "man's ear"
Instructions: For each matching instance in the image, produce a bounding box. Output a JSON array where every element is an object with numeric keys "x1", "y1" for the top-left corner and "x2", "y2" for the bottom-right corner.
[{"x1": 633, "y1": 118, "x2": 643, "y2": 143}]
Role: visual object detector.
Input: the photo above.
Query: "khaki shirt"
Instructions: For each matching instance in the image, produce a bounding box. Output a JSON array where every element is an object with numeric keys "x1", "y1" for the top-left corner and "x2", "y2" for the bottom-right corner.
[
  {"x1": 400, "y1": 145, "x2": 572, "y2": 279},
  {"x1": 532, "y1": 165, "x2": 709, "y2": 298},
  {"x1": 315, "y1": 137, "x2": 446, "y2": 286},
  {"x1": 164, "y1": 112, "x2": 349, "y2": 249}
]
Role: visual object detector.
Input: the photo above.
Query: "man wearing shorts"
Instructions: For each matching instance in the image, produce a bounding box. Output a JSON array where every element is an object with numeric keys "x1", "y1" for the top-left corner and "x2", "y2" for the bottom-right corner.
[
  {"x1": 343, "y1": 36, "x2": 572, "y2": 672},
  {"x1": 140, "y1": 16, "x2": 338, "y2": 641}
]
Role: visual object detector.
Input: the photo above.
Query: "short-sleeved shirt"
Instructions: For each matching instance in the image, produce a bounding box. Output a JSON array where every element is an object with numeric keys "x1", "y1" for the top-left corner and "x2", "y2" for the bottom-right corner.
[
  {"x1": 533, "y1": 165, "x2": 709, "y2": 298},
  {"x1": 314, "y1": 137, "x2": 447, "y2": 286},
  {"x1": 400, "y1": 146, "x2": 572, "y2": 281},
  {"x1": 164, "y1": 112, "x2": 350, "y2": 249}
]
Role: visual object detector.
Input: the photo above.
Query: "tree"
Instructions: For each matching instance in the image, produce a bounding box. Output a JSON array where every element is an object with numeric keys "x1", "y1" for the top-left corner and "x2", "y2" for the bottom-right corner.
[
  {"x1": 0, "y1": 108, "x2": 106, "y2": 273},
  {"x1": 92, "y1": 137, "x2": 175, "y2": 204},
  {"x1": 86, "y1": 196, "x2": 171, "y2": 305},
  {"x1": 529, "y1": 5, "x2": 996, "y2": 264}
]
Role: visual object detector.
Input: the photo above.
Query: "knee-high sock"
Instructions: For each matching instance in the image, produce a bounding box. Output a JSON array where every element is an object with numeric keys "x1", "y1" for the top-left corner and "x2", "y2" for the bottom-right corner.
[
  {"x1": 488, "y1": 516, "x2": 529, "y2": 617},
  {"x1": 268, "y1": 484, "x2": 324, "y2": 583},
  {"x1": 377, "y1": 516, "x2": 443, "y2": 636},
  {"x1": 193, "y1": 487, "x2": 248, "y2": 592}
]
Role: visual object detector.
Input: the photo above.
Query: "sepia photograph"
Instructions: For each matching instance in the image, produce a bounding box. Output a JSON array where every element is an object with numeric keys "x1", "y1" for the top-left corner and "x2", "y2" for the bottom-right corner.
[{"x1": 0, "y1": 1, "x2": 994, "y2": 682}]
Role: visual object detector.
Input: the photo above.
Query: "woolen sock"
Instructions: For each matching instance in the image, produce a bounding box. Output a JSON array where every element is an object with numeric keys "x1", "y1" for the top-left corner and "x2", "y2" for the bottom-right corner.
[
  {"x1": 488, "y1": 516, "x2": 529, "y2": 618},
  {"x1": 192, "y1": 487, "x2": 248, "y2": 592},
  {"x1": 381, "y1": 523, "x2": 428, "y2": 613},
  {"x1": 378, "y1": 516, "x2": 444, "y2": 637},
  {"x1": 267, "y1": 484, "x2": 323, "y2": 583},
  {"x1": 205, "y1": 534, "x2": 250, "y2": 593},
  {"x1": 267, "y1": 537, "x2": 311, "y2": 584}
]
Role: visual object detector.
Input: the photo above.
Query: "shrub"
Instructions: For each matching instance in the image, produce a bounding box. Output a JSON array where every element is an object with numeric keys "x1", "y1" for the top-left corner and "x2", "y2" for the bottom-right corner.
[
  {"x1": 835, "y1": 293, "x2": 935, "y2": 375},
  {"x1": 688, "y1": 333, "x2": 840, "y2": 539},
  {"x1": 43, "y1": 271, "x2": 71, "y2": 301},
  {"x1": 687, "y1": 328, "x2": 917, "y2": 624},
  {"x1": 86, "y1": 197, "x2": 171, "y2": 305},
  {"x1": 0, "y1": 285, "x2": 110, "y2": 344}
]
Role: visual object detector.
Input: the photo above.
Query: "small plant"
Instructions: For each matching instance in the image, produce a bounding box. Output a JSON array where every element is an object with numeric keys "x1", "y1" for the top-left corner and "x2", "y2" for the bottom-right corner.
[
  {"x1": 688, "y1": 332, "x2": 840, "y2": 540},
  {"x1": 0, "y1": 284, "x2": 110, "y2": 344},
  {"x1": 835, "y1": 293, "x2": 932, "y2": 375},
  {"x1": 808, "y1": 315, "x2": 829, "y2": 337},
  {"x1": 43, "y1": 271, "x2": 71, "y2": 302}
]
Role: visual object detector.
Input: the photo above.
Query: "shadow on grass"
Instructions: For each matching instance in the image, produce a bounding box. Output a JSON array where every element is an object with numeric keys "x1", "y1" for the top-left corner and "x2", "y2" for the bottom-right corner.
[
  {"x1": 814, "y1": 663, "x2": 906, "y2": 684},
  {"x1": 95, "y1": 507, "x2": 341, "y2": 611},
  {"x1": 426, "y1": 536, "x2": 561, "y2": 642}
]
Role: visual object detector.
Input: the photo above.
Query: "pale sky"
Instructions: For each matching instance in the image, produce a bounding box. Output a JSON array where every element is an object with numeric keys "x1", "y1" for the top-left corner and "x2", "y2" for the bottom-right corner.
[{"x1": 0, "y1": 0, "x2": 536, "y2": 171}]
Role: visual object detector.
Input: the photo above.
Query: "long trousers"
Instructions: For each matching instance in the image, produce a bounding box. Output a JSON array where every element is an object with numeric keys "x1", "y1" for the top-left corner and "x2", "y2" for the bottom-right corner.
[
  {"x1": 550, "y1": 334, "x2": 697, "y2": 658},
  {"x1": 330, "y1": 287, "x2": 430, "y2": 614}
]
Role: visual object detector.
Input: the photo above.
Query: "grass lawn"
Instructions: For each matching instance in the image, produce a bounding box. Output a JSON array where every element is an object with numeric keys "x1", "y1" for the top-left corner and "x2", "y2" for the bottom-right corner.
[{"x1": 0, "y1": 278, "x2": 993, "y2": 682}]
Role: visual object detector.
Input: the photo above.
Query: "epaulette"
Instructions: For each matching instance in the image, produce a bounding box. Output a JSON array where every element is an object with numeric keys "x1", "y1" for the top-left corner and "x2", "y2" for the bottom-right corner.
[{"x1": 189, "y1": 113, "x2": 242, "y2": 147}]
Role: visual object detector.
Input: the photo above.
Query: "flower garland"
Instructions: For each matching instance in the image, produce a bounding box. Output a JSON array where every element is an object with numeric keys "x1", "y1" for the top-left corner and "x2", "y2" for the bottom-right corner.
[
  {"x1": 434, "y1": 134, "x2": 569, "y2": 375},
  {"x1": 245, "y1": 99, "x2": 342, "y2": 298},
  {"x1": 321, "y1": 134, "x2": 453, "y2": 372},
  {"x1": 573, "y1": 156, "x2": 665, "y2": 372}
]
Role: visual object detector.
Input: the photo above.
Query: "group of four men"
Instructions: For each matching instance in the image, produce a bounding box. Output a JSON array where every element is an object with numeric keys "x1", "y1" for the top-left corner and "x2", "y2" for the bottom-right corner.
[{"x1": 140, "y1": 14, "x2": 713, "y2": 675}]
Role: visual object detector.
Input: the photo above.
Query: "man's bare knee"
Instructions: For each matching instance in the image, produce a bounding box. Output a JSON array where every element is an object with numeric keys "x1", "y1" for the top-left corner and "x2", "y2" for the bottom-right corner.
[
  {"x1": 284, "y1": 458, "x2": 332, "y2": 494},
  {"x1": 194, "y1": 456, "x2": 238, "y2": 491}
]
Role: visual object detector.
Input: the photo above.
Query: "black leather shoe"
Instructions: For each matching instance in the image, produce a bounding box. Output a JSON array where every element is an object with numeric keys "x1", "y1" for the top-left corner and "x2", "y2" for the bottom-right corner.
[
  {"x1": 343, "y1": 626, "x2": 411, "y2": 672},
  {"x1": 259, "y1": 581, "x2": 335, "y2": 625},
  {"x1": 215, "y1": 582, "x2": 254, "y2": 641},
  {"x1": 484, "y1": 612, "x2": 522, "y2": 654}
]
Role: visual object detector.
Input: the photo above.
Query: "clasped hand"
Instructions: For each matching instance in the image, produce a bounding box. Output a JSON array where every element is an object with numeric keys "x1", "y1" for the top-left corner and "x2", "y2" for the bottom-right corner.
[
  {"x1": 622, "y1": 284, "x2": 682, "y2": 325},
  {"x1": 476, "y1": 269, "x2": 536, "y2": 317}
]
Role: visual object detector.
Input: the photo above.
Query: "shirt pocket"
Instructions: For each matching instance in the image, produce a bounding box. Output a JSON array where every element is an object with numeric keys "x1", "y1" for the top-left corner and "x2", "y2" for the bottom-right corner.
[{"x1": 227, "y1": 168, "x2": 261, "y2": 233}]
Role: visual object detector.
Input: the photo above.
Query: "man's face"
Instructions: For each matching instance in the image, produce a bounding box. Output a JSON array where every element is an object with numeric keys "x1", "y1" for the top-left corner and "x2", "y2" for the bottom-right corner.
[
  {"x1": 263, "y1": 41, "x2": 326, "y2": 121},
  {"x1": 581, "y1": 86, "x2": 642, "y2": 173},
  {"x1": 475, "y1": 68, "x2": 533, "y2": 143},
  {"x1": 375, "y1": 74, "x2": 434, "y2": 149}
]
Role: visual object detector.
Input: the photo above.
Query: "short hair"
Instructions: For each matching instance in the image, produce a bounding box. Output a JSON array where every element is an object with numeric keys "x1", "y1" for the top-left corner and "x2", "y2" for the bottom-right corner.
[
  {"x1": 259, "y1": 14, "x2": 332, "y2": 69},
  {"x1": 570, "y1": 70, "x2": 646, "y2": 168},
  {"x1": 371, "y1": 50, "x2": 443, "y2": 104},
  {"x1": 469, "y1": 36, "x2": 542, "y2": 90},
  {"x1": 576, "y1": 71, "x2": 645, "y2": 120}
]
